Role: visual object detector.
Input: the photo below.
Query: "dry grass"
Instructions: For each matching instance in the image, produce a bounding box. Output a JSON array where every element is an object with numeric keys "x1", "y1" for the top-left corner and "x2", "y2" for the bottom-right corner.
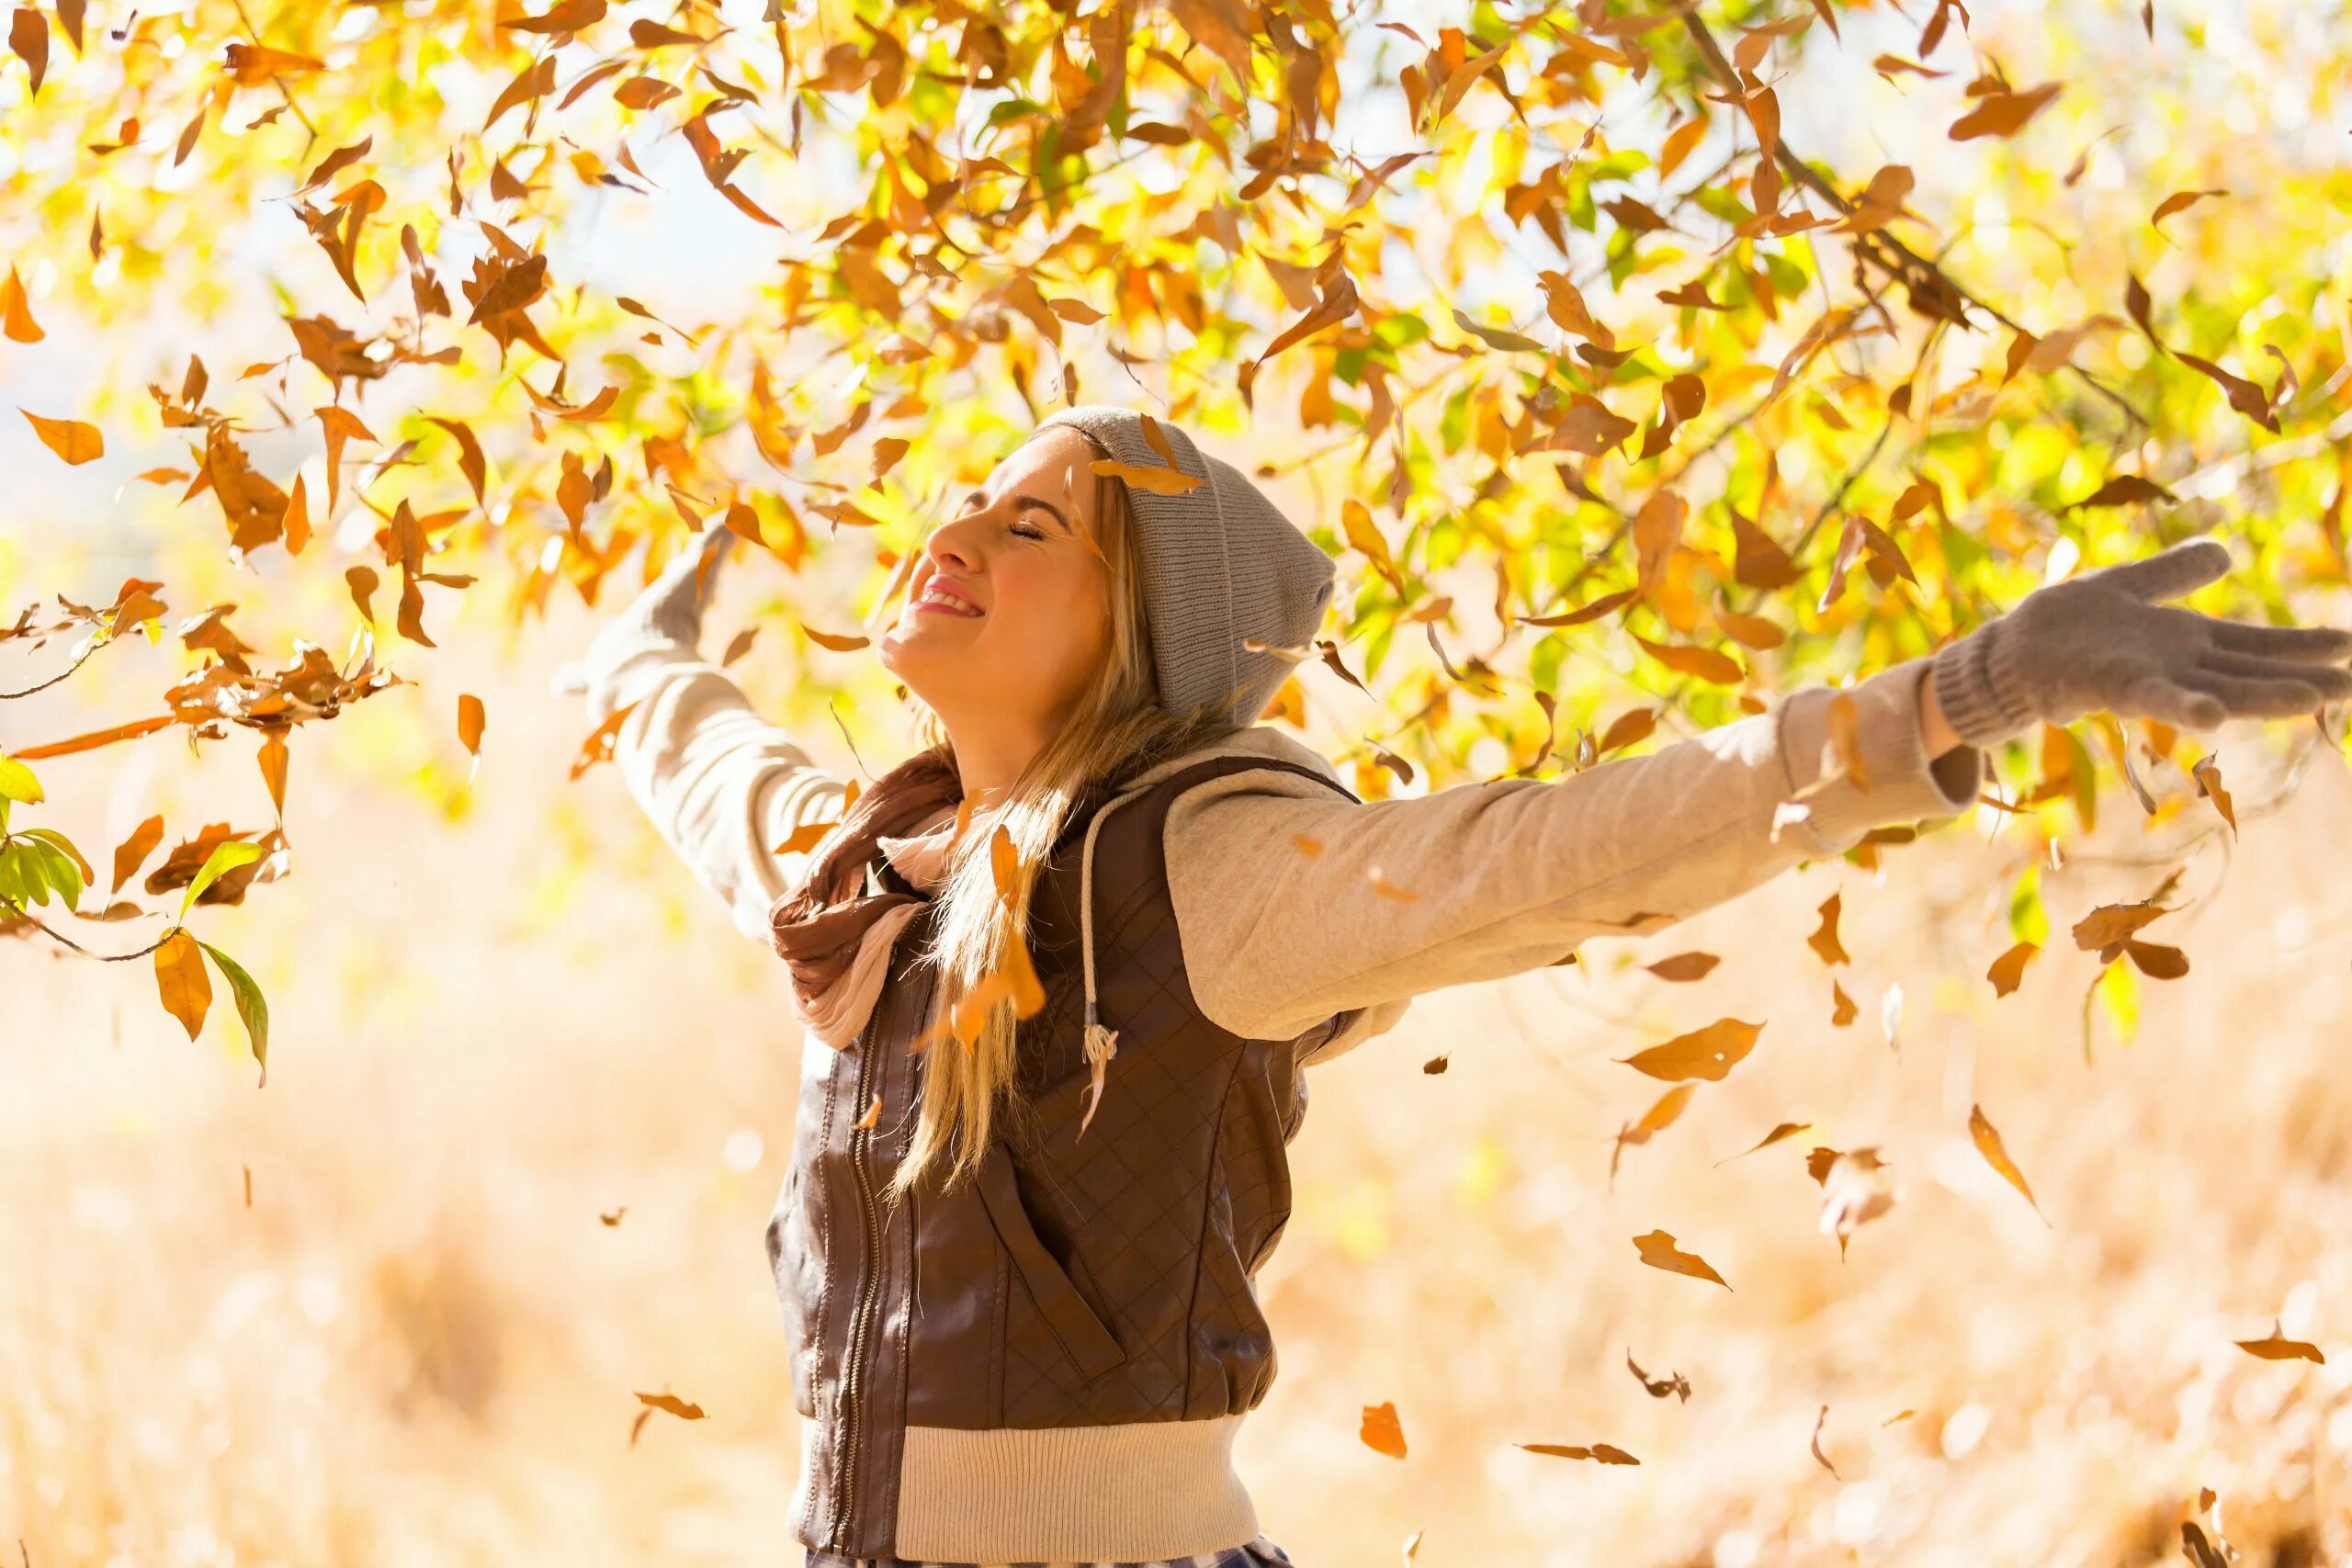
[{"x1": 8, "y1": 595, "x2": 2352, "y2": 1568}]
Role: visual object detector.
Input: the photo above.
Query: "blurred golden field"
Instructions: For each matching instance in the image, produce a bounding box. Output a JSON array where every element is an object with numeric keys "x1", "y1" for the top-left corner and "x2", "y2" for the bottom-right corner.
[{"x1": 8, "y1": 564, "x2": 2352, "y2": 1568}]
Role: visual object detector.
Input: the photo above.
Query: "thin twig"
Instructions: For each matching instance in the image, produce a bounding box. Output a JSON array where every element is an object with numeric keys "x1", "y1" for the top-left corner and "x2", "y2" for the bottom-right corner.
[{"x1": 0, "y1": 897, "x2": 175, "y2": 961}]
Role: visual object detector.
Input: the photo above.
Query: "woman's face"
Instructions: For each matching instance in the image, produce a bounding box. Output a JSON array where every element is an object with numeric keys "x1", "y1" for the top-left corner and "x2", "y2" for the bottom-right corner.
[{"x1": 877, "y1": 426, "x2": 1114, "y2": 740}]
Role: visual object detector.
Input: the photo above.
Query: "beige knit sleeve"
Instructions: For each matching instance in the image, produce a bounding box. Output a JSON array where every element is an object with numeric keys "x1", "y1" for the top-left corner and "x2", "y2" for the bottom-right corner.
[
  {"x1": 1162, "y1": 656, "x2": 1984, "y2": 1062},
  {"x1": 580, "y1": 612, "x2": 851, "y2": 946}
]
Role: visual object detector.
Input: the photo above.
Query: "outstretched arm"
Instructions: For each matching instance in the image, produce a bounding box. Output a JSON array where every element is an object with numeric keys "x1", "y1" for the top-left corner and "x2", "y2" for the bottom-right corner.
[
  {"x1": 570, "y1": 527, "x2": 851, "y2": 945},
  {"x1": 1170, "y1": 539, "x2": 2352, "y2": 1063},
  {"x1": 1169, "y1": 654, "x2": 1981, "y2": 1059}
]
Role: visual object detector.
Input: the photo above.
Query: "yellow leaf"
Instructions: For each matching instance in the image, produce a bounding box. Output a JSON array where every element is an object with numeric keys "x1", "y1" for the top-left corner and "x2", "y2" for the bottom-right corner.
[{"x1": 0, "y1": 265, "x2": 41, "y2": 343}]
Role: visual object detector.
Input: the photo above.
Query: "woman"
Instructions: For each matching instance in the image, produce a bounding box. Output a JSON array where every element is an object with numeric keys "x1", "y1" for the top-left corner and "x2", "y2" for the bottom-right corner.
[{"x1": 575, "y1": 405, "x2": 2352, "y2": 1568}]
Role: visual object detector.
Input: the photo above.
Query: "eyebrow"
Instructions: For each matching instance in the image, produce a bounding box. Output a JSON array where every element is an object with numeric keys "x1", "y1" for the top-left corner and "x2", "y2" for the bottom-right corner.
[{"x1": 963, "y1": 488, "x2": 1071, "y2": 533}]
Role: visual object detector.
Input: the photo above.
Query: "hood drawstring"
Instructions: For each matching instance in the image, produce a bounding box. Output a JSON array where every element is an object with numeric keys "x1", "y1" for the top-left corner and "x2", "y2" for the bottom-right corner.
[{"x1": 1076, "y1": 785, "x2": 1138, "y2": 1141}]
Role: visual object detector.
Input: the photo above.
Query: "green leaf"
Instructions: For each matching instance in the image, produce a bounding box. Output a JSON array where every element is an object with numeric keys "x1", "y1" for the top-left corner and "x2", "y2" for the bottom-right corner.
[
  {"x1": 17, "y1": 827, "x2": 90, "y2": 907},
  {"x1": 0, "y1": 842, "x2": 36, "y2": 909},
  {"x1": 196, "y1": 940, "x2": 271, "y2": 1084},
  {"x1": 0, "y1": 750, "x2": 41, "y2": 806},
  {"x1": 181, "y1": 840, "x2": 265, "y2": 920},
  {"x1": 21, "y1": 836, "x2": 82, "y2": 910}
]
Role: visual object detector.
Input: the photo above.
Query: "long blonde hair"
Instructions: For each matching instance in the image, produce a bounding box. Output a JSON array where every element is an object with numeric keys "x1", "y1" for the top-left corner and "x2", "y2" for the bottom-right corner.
[{"x1": 883, "y1": 430, "x2": 1240, "y2": 1203}]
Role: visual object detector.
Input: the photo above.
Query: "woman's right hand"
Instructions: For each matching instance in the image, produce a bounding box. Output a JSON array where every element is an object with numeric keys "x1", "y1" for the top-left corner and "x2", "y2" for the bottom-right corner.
[
  {"x1": 637, "y1": 523, "x2": 741, "y2": 649},
  {"x1": 550, "y1": 524, "x2": 741, "y2": 697}
]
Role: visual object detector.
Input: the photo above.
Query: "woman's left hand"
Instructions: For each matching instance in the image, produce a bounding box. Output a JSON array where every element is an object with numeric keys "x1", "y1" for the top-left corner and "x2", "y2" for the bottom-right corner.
[{"x1": 1927, "y1": 537, "x2": 2352, "y2": 749}]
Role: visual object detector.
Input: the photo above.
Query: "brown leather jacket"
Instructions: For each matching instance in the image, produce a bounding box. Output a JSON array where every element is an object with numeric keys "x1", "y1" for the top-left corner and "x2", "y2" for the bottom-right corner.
[{"x1": 765, "y1": 754, "x2": 1365, "y2": 1562}]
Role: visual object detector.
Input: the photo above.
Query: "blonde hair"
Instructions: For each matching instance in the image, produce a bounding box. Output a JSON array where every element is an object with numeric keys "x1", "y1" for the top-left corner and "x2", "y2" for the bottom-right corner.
[{"x1": 883, "y1": 431, "x2": 1239, "y2": 1203}]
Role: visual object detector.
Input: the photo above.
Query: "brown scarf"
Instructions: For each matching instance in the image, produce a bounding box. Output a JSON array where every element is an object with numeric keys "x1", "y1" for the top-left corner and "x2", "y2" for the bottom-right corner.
[{"x1": 768, "y1": 747, "x2": 967, "y2": 1051}]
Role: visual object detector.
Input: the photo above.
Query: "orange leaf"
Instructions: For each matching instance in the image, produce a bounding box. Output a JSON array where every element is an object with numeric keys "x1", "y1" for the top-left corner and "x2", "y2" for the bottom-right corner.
[
  {"x1": 154, "y1": 928, "x2": 211, "y2": 1041},
  {"x1": 1618, "y1": 1018, "x2": 1762, "y2": 1082},
  {"x1": 0, "y1": 265, "x2": 41, "y2": 342},
  {"x1": 1359, "y1": 1400, "x2": 1408, "y2": 1459},
  {"x1": 21, "y1": 407, "x2": 102, "y2": 464},
  {"x1": 1633, "y1": 1228, "x2": 1731, "y2": 1289},
  {"x1": 1968, "y1": 1102, "x2": 2048, "y2": 1222},
  {"x1": 1986, "y1": 940, "x2": 2039, "y2": 997}
]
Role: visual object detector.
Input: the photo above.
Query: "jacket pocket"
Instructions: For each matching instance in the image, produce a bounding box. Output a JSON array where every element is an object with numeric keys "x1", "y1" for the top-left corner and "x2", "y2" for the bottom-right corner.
[{"x1": 976, "y1": 1140, "x2": 1127, "y2": 1381}]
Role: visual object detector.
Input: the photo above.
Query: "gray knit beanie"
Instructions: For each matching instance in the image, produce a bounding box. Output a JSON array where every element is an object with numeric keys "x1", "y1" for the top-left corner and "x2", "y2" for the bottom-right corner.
[{"x1": 1020, "y1": 405, "x2": 1337, "y2": 731}]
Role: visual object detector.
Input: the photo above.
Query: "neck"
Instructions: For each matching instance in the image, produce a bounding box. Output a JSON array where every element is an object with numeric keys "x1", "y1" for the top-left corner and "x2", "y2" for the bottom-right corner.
[{"x1": 939, "y1": 714, "x2": 1057, "y2": 805}]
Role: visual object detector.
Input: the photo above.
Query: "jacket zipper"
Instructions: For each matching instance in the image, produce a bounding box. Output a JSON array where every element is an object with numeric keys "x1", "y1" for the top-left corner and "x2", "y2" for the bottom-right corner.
[{"x1": 827, "y1": 927, "x2": 910, "y2": 1551}]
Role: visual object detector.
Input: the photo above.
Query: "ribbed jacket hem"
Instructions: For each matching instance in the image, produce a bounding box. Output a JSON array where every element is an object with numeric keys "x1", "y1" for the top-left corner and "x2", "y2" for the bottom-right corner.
[{"x1": 888, "y1": 1413, "x2": 1261, "y2": 1562}]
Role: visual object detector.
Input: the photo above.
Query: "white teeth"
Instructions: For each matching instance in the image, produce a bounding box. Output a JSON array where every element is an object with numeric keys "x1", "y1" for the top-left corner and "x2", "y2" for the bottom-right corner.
[{"x1": 918, "y1": 589, "x2": 980, "y2": 615}]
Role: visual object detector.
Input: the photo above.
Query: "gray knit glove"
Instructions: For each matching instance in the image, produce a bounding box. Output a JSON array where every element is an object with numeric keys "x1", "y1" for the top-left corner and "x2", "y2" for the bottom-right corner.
[
  {"x1": 1929, "y1": 538, "x2": 2352, "y2": 745},
  {"x1": 635, "y1": 523, "x2": 740, "y2": 647}
]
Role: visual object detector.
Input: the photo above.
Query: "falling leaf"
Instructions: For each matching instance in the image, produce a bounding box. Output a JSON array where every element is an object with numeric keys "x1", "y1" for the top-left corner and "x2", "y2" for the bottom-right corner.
[
  {"x1": 2124, "y1": 939, "x2": 2189, "y2": 979},
  {"x1": 1644, "y1": 951, "x2": 1719, "y2": 983},
  {"x1": 1808, "y1": 891, "x2": 1850, "y2": 966},
  {"x1": 1815, "y1": 1145, "x2": 1895, "y2": 1258},
  {"x1": 2151, "y1": 188, "x2": 2227, "y2": 231},
  {"x1": 600, "y1": 1205, "x2": 628, "y2": 1225},
  {"x1": 2233, "y1": 1321, "x2": 2324, "y2": 1364},
  {"x1": 1611, "y1": 1083, "x2": 1696, "y2": 1179},
  {"x1": 1829, "y1": 977, "x2": 1858, "y2": 1027},
  {"x1": 1987, "y1": 941, "x2": 2040, "y2": 997},
  {"x1": 0, "y1": 265, "x2": 41, "y2": 342},
  {"x1": 1968, "y1": 1102, "x2": 2049, "y2": 1222},
  {"x1": 110, "y1": 814, "x2": 164, "y2": 894},
  {"x1": 2191, "y1": 754, "x2": 2235, "y2": 835},
  {"x1": 1949, "y1": 80, "x2": 2062, "y2": 141},
  {"x1": 2068, "y1": 474, "x2": 2174, "y2": 509},
  {"x1": 1421, "y1": 1054, "x2": 1448, "y2": 1074},
  {"x1": 1360, "y1": 1399, "x2": 1408, "y2": 1458},
  {"x1": 458, "y1": 693, "x2": 485, "y2": 761},
  {"x1": 1618, "y1": 1018, "x2": 1762, "y2": 1083},
  {"x1": 1518, "y1": 1441, "x2": 1639, "y2": 1464},
  {"x1": 1626, "y1": 1350, "x2": 1691, "y2": 1401},
  {"x1": 1633, "y1": 1228, "x2": 1731, "y2": 1289},
  {"x1": 1715, "y1": 1121, "x2": 1811, "y2": 1166},
  {"x1": 571, "y1": 701, "x2": 637, "y2": 780},
  {"x1": 9, "y1": 6, "x2": 47, "y2": 96},
  {"x1": 22, "y1": 408, "x2": 102, "y2": 464},
  {"x1": 1793, "y1": 1404, "x2": 1838, "y2": 1481},
  {"x1": 854, "y1": 1092, "x2": 881, "y2": 1130},
  {"x1": 634, "y1": 1389, "x2": 707, "y2": 1419},
  {"x1": 804, "y1": 626, "x2": 870, "y2": 652}
]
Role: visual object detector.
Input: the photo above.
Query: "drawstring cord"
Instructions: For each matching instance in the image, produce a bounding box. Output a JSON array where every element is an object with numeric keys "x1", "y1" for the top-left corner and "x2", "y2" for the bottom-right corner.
[{"x1": 1076, "y1": 786, "x2": 1136, "y2": 1140}]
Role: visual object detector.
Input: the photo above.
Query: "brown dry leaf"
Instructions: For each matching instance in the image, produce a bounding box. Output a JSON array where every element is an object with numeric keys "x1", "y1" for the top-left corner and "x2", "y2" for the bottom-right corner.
[
  {"x1": 600, "y1": 1205, "x2": 627, "y2": 1226},
  {"x1": 1626, "y1": 1350, "x2": 1692, "y2": 1401},
  {"x1": 1420, "y1": 1054, "x2": 1448, "y2": 1075},
  {"x1": 805, "y1": 626, "x2": 870, "y2": 652},
  {"x1": 2069, "y1": 474, "x2": 2175, "y2": 509},
  {"x1": 1644, "y1": 951, "x2": 1718, "y2": 983},
  {"x1": 1808, "y1": 891, "x2": 1850, "y2": 966},
  {"x1": 2191, "y1": 753, "x2": 2236, "y2": 835},
  {"x1": 2233, "y1": 1320, "x2": 2324, "y2": 1364},
  {"x1": 1517, "y1": 1441, "x2": 1639, "y2": 1464},
  {"x1": 2071, "y1": 899, "x2": 2167, "y2": 957},
  {"x1": 1597, "y1": 706, "x2": 1657, "y2": 755},
  {"x1": 854, "y1": 1092, "x2": 882, "y2": 1130},
  {"x1": 1611, "y1": 1083, "x2": 1696, "y2": 1179},
  {"x1": 1091, "y1": 457, "x2": 1202, "y2": 496},
  {"x1": 2151, "y1": 187, "x2": 2227, "y2": 231},
  {"x1": 1657, "y1": 116, "x2": 1708, "y2": 181},
  {"x1": 1632, "y1": 488, "x2": 1687, "y2": 595},
  {"x1": 1633, "y1": 633, "x2": 1742, "y2": 685},
  {"x1": 1987, "y1": 940, "x2": 2040, "y2": 997},
  {"x1": 1633, "y1": 1228, "x2": 1731, "y2": 1290},
  {"x1": 1619, "y1": 1018, "x2": 1762, "y2": 1083},
  {"x1": 1968, "y1": 1102, "x2": 2049, "y2": 1223},
  {"x1": 633, "y1": 1389, "x2": 707, "y2": 1419},
  {"x1": 1359, "y1": 1399, "x2": 1408, "y2": 1458},
  {"x1": 772, "y1": 818, "x2": 841, "y2": 856},
  {"x1": 10, "y1": 6, "x2": 47, "y2": 96},
  {"x1": 22, "y1": 407, "x2": 102, "y2": 464},
  {"x1": 154, "y1": 928, "x2": 211, "y2": 1041},
  {"x1": 2124, "y1": 939, "x2": 2189, "y2": 979},
  {"x1": 1810, "y1": 1404, "x2": 1838, "y2": 1478},
  {"x1": 1949, "y1": 80, "x2": 2062, "y2": 141},
  {"x1": 1829, "y1": 978, "x2": 1857, "y2": 1027}
]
